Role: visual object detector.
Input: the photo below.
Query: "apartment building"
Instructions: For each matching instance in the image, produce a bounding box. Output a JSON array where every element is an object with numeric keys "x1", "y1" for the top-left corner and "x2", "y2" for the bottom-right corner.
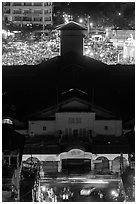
[{"x1": 3, "y1": 2, "x2": 53, "y2": 28}]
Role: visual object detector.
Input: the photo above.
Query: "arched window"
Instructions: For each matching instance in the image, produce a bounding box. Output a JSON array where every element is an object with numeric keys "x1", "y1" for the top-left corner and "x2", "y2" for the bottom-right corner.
[
  {"x1": 112, "y1": 156, "x2": 128, "y2": 173},
  {"x1": 94, "y1": 156, "x2": 109, "y2": 173}
]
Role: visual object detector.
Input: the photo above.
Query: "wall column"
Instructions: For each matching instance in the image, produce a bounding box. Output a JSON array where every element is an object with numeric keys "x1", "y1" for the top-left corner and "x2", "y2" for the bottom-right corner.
[
  {"x1": 58, "y1": 160, "x2": 62, "y2": 172},
  {"x1": 109, "y1": 160, "x2": 113, "y2": 171},
  {"x1": 91, "y1": 160, "x2": 95, "y2": 171}
]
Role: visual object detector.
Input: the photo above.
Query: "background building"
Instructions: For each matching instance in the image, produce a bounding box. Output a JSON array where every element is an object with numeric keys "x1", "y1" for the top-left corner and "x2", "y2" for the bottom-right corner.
[{"x1": 2, "y1": 2, "x2": 53, "y2": 30}]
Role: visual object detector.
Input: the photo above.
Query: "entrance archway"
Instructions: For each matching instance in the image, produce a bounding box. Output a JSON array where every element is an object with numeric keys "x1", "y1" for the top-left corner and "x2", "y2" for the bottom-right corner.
[
  {"x1": 112, "y1": 156, "x2": 128, "y2": 172},
  {"x1": 62, "y1": 158, "x2": 91, "y2": 174},
  {"x1": 59, "y1": 149, "x2": 92, "y2": 174},
  {"x1": 94, "y1": 157, "x2": 109, "y2": 173},
  {"x1": 26, "y1": 156, "x2": 39, "y2": 164}
]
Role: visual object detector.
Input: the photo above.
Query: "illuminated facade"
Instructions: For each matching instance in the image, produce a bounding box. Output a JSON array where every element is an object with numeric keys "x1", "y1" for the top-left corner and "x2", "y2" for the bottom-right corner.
[
  {"x1": 21, "y1": 97, "x2": 130, "y2": 174},
  {"x1": 3, "y1": 2, "x2": 53, "y2": 28}
]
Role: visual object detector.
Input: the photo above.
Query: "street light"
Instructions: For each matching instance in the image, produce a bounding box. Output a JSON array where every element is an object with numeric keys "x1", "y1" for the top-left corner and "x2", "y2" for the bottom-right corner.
[
  {"x1": 90, "y1": 22, "x2": 93, "y2": 28},
  {"x1": 79, "y1": 19, "x2": 83, "y2": 24}
]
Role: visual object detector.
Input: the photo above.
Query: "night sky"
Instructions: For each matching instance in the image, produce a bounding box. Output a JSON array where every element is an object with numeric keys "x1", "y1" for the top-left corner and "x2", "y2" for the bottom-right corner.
[{"x1": 54, "y1": 2, "x2": 135, "y2": 28}]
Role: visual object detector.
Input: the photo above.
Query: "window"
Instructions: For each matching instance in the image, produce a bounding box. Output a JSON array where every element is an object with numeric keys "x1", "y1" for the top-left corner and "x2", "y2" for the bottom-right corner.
[
  {"x1": 33, "y1": 2, "x2": 43, "y2": 6},
  {"x1": 13, "y1": 10, "x2": 21, "y2": 14},
  {"x1": 24, "y1": 2, "x2": 32, "y2": 6},
  {"x1": 12, "y1": 2, "x2": 22, "y2": 6},
  {"x1": 34, "y1": 17, "x2": 42, "y2": 22},
  {"x1": 83, "y1": 128, "x2": 86, "y2": 136},
  {"x1": 23, "y1": 10, "x2": 32, "y2": 14},
  {"x1": 44, "y1": 16, "x2": 51, "y2": 21},
  {"x1": 43, "y1": 126, "x2": 46, "y2": 131},
  {"x1": 3, "y1": 2, "x2": 10, "y2": 6},
  {"x1": 4, "y1": 9, "x2": 10, "y2": 14},
  {"x1": 68, "y1": 117, "x2": 75, "y2": 123},
  {"x1": 69, "y1": 128, "x2": 72, "y2": 136},
  {"x1": 44, "y1": 2, "x2": 52, "y2": 6},
  {"x1": 22, "y1": 17, "x2": 32, "y2": 21},
  {"x1": 76, "y1": 118, "x2": 81, "y2": 123},
  {"x1": 73, "y1": 129, "x2": 78, "y2": 136},
  {"x1": 14, "y1": 16, "x2": 22, "y2": 21},
  {"x1": 3, "y1": 118, "x2": 13, "y2": 124},
  {"x1": 44, "y1": 9, "x2": 51, "y2": 14},
  {"x1": 68, "y1": 117, "x2": 81, "y2": 124},
  {"x1": 34, "y1": 10, "x2": 43, "y2": 14},
  {"x1": 104, "y1": 126, "x2": 108, "y2": 130}
]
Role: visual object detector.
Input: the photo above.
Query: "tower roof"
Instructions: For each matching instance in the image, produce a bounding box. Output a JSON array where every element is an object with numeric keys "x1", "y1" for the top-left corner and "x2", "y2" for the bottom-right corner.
[{"x1": 56, "y1": 21, "x2": 87, "y2": 30}]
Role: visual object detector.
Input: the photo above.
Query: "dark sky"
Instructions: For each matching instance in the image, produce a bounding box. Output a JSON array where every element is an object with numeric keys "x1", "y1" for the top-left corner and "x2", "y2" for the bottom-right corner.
[{"x1": 54, "y1": 2, "x2": 135, "y2": 27}]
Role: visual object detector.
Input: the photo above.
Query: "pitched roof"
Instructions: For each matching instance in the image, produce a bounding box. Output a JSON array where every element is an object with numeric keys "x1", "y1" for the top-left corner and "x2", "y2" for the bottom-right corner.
[
  {"x1": 3, "y1": 51, "x2": 135, "y2": 121},
  {"x1": 56, "y1": 21, "x2": 87, "y2": 30},
  {"x1": 27, "y1": 97, "x2": 116, "y2": 120}
]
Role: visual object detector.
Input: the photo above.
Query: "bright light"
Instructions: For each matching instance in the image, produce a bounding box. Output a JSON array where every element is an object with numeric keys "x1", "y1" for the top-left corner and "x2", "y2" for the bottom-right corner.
[
  {"x1": 90, "y1": 52, "x2": 94, "y2": 56},
  {"x1": 41, "y1": 186, "x2": 46, "y2": 191},
  {"x1": 105, "y1": 28, "x2": 109, "y2": 32},
  {"x1": 118, "y1": 12, "x2": 121, "y2": 16},
  {"x1": 100, "y1": 53, "x2": 104, "y2": 57},
  {"x1": 85, "y1": 49, "x2": 90, "y2": 55},
  {"x1": 111, "y1": 190, "x2": 119, "y2": 197},
  {"x1": 90, "y1": 22, "x2": 93, "y2": 27},
  {"x1": 3, "y1": 118, "x2": 13, "y2": 124},
  {"x1": 79, "y1": 19, "x2": 83, "y2": 23},
  {"x1": 83, "y1": 179, "x2": 109, "y2": 184}
]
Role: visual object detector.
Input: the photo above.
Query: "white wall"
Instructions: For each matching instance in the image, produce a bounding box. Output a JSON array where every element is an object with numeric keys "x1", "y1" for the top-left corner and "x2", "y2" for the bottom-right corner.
[
  {"x1": 28, "y1": 118, "x2": 122, "y2": 137},
  {"x1": 93, "y1": 120, "x2": 122, "y2": 136},
  {"x1": 29, "y1": 120, "x2": 56, "y2": 136},
  {"x1": 56, "y1": 112, "x2": 95, "y2": 134}
]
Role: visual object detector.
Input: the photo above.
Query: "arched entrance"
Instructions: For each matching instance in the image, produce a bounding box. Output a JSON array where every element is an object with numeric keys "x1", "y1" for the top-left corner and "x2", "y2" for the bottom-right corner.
[
  {"x1": 112, "y1": 156, "x2": 128, "y2": 173},
  {"x1": 26, "y1": 156, "x2": 40, "y2": 164},
  {"x1": 94, "y1": 157, "x2": 109, "y2": 173},
  {"x1": 59, "y1": 149, "x2": 92, "y2": 174}
]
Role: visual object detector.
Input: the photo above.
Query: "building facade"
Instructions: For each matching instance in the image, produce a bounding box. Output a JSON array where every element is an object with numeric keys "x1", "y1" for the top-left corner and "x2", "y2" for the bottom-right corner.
[
  {"x1": 21, "y1": 97, "x2": 129, "y2": 175},
  {"x1": 3, "y1": 2, "x2": 53, "y2": 28}
]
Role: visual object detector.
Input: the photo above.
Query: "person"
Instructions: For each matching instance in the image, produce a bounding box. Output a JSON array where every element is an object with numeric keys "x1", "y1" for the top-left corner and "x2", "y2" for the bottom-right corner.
[{"x1": 60, "y1": 187, "x2": 73, "y2": 202}]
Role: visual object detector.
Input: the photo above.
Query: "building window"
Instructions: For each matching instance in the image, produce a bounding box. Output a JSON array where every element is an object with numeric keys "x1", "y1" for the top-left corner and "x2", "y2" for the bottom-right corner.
[
  {"x1": 44, "y1": 9, "x2": 51, "y2": 14},
  {"x1": 13, "y1": 16, "x2": 22, "y2": 21},
  {"x1": 83, "y1": 128, "x2": 86, "y2": 136},
  {"x1": 22, "y1": 17, "x2": 32, "y2": 21},
  {"x1": 33, "y1": 2, "x2": 43, "y2": 6},
  {"x1": 33, "y1": 17, "x2": 42, "y2": 22},
  {"x1": 24, "y1": 2, "x2": 32, "y2": 6},
  {"x1": 73, "y1": 129, "x2": 78, "y2": 136},
  {"x1": 104, "y1": 126, "x2": 108, "y2": 130},
  {"x1": 23, "y1": 10, "x2": 32, "y2": 14},
  {"x1": 44, "y1": 2, "x2": 52, "y2": 6},
  {"x1": 43, "y1": 126, "x2": 46, "y2": 131},
  {"x1": 76, "y1": 118, "x2": 81, "y2": 123},
  {"x1": 69, "y1": 128, "x2": 72, "y2": 136},
  {"x1": 68, "y1": 117, "x2": 81, "y2": 124},
  {"x1": 44, "y1": 16, "x2": 51, "y2": 21},
  {"x1": 13, "y1": 10, "x2": 21, "y2": 14},
  {"x1": 12, "y1": 2, "x2": 22, "y2": 6},
  {"x1": 4, "y1": 9, "x2": 10, "y2": 14},
  {"x1": 3, "y1": 118, "x2": 13, "y2": 124},
  {"x1": 3, "y1": 2, "x2": 10, "y2": 6},
  {"x1": 33, "y1": 10, "x2": 43, "y2": 14}
]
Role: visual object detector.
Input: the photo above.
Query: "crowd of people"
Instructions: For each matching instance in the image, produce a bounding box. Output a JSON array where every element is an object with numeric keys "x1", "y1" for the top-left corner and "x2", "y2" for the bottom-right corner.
[
  {"x1": 2, "y1": 35, "x2": 59, "y2": 65},
  {"x1": 2, "y1": 31, "x2": 135, "y2": 66}
]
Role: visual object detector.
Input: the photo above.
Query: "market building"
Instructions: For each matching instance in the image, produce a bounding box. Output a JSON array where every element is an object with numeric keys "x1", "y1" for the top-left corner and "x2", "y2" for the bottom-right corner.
[{"x1": 3, "y1": 21, "x2": 134, "y2": 181}]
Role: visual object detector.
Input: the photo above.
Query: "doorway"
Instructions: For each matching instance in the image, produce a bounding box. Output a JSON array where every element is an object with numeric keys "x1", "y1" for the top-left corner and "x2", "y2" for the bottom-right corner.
[{"x1": 62, "y1": 158, "x2": 91, "y2": 174}]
